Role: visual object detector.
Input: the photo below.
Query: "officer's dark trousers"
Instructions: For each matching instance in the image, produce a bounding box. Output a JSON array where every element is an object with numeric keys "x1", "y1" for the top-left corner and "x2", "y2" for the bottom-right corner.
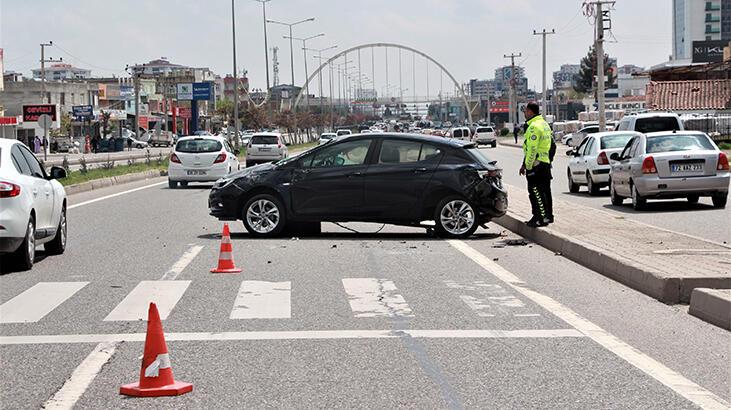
[{"x1": 526, "y1": 162, "x2": 553, "y2": 220}]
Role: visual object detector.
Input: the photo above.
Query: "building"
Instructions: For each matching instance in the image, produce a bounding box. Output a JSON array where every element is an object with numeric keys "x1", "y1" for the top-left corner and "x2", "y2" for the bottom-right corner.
[
  {"x1": 618, "y1": 74, "x2": 650, "y2": 97},
  {"x1": 32, "y1": 63, "x2": 91, "y2": 81},
  {"x1": 130, "y1": 57, "x2": 215, "y2": 82},
  {"x1": 468, "y1": 79, "x2": 500, "y2": 99},
  {"x1": 552, "y1": 64, "x2": 580, "y2": 90},
  {"x1": 221, "y1": 75, "x2": 250, "y2": 101},
  {"x1": 617, "y1": 64, "x2": 644, "y2": 75},
  {"x1": 646, "y1": 60, "x2": 731, "y2": 113},
  {"x1": 673, "y1": 0, "x2": 731, "y2": 61}
]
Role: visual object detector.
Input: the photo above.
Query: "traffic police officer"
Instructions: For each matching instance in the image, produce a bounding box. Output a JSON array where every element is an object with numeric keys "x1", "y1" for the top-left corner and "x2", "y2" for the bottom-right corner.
[{"x1": 519, "y1": 102, "x2": 554, "y2": 227}]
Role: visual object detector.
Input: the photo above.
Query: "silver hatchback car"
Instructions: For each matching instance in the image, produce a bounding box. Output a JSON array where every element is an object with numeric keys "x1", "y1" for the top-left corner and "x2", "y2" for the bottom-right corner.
[{"x1": 608, "y1": 131, "x2": 729, "y2": 210}]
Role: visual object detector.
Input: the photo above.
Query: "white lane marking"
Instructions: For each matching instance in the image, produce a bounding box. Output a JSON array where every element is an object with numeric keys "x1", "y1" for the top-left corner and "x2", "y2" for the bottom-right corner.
[
  {"x1": 445, "y1": 280, "x2": 535, "y2": 317},
  {"x1": 0, "y1": 282, "x2": 88, "y2": 323},
  {"x1": 448, "y1": 239, "x2": 730, "y2": 410},
  {"x1": 342, "y1": 278, "x2": 414, "y2": 318},
  {"x1": 458, "y1": 295, "x2": 495, "y2": 317},
  {"x1": 0, "y1": 328, "x2": 584, "y2": 345},
  {"x1": 230, "y1": 281, "x2": 291, "y2": 319},
  {"x1": 41, "y1": 341, "x2": 117, "y2": 410},
  {"x1": 68, "y1": 181, "x2": 166, "y2": 209},
  {"x1": 160, "y1": 245, "x2": 204, "y2": 281},
  {"x1": 103, "y1": 281, "x2": 190, "y2": 321}
]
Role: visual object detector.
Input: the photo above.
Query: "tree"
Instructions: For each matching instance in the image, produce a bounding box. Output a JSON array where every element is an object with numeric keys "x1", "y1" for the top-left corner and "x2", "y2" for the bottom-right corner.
[
  {"x1": 572, "y1": 45, "x2": 617, "y2": 94},
  {"x1": 51, "y1": 113, "x2": 72, "y2": 137}
]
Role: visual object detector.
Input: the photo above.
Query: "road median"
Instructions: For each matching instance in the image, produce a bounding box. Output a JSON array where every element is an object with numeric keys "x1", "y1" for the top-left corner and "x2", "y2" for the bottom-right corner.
[
  {"x1": 64, "y1": 169, "x2": 166, "y2": 196},
  {"x1": 494, "y1": 183, "x2": 731, "y2": 305}
]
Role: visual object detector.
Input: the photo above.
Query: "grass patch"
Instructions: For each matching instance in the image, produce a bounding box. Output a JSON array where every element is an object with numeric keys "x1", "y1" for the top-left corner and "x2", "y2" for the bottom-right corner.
[
  {"x1": 719, "y1": 142, "x2": 731, "y2": 150},
  {"x1": 59, "y1": 159, "x2": 168, "y2": 186}
]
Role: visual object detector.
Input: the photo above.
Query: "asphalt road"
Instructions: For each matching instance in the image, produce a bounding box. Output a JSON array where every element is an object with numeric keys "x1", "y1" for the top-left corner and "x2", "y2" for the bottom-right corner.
[
  {"x1": 483, "y1": 143, "x2": 731, "y2": 244},
  {"x1": 1, "y1": 177, "x2": 729, "y2": 409}
]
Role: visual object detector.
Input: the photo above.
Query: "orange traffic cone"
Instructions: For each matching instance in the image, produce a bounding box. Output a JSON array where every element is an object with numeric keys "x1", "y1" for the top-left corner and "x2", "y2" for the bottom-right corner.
[
  {"x1": 120, "y1": 303, "x2": 193, "y2": 397},
  {"x1": 210, "y1": 223, "x2": 242, "y2": 273}
]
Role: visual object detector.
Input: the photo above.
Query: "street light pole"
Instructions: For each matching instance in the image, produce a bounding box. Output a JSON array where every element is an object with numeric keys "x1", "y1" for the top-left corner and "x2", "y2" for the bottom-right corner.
[
  {"x1": 533, "y1": 28, "x2": 555, "y2": 117},
  {"x1": 284, "y1": 33, "x2": 324, "y2": 111},
  {"x1": 267, "y1": 17, "x2": 315, "y2": 89},
  {"x1": 231, "y1": 0, "x2": 240, "y2": 148},
  {"x1": 253, "y1": 0, "x2": 272, "y2": 92}
]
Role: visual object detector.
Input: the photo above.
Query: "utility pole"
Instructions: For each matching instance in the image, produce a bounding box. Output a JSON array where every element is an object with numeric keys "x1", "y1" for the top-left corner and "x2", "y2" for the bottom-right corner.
[
  {"x1": 587, "y1": 0, "x2": 615, "y2": 132},
  {"x1": 503, "y1": 52, "x2": 522, "y2": 126},
  {"x1": 39, "y1": 41, "x2": 61, "y2": 103},
  {"x1": 231, "y1": 0, "x2": 240, "y2": 148},
  {"x1": 125, "y1": 64, "x2": 143, "y2": 143},
  {"x1": 533, "y1": 29, "x2": 555, "y2": 116},
  {"x1": 254, "y1": 0, "x2": 272, "y2": 92}
]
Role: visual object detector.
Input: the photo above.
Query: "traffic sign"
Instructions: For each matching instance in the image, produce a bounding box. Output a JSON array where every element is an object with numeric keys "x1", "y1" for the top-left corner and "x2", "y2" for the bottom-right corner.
[
  {"x1": 72, "y1": 105, "x2": 93, "y2": 119},
  {"x1": 37, "y1": 114, "x2": 52, "y2": 130},
  {"x1": 192, "y1": 82, "x2": 212, "y2": 101}
]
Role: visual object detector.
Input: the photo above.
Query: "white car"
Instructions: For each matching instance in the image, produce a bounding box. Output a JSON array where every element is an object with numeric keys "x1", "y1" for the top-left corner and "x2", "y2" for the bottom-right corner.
[
  {"x1": 168, "y1": 135, "x2": 240, "y2": 188},
  {"x1": 124, "y1": 136, "x2": 148, "y2": 149},
  {"x1": 0, "y1": 139, "x2": 67, "y2": 270},
  {"x1": 567, "y1": 131, "x2": 640, "y2": 195},
  {"x1": 245, "y1": 132, "x2": 288, "y2": 167},
  {"x1": 561, "y1": 133, "x2": 574, "y2": 146},
  {"x1": 336, "y1": 129, "x2": 352, "y2": 137},
  {"x1": 446, "y1": 127, "x2": 472, "y2": 141},
  {"x1": 319, "y1": 132, "x2": 337, "y2": 145},
  {"x1": 474, "y1": 126, "x2": 497, "y2": 147}
]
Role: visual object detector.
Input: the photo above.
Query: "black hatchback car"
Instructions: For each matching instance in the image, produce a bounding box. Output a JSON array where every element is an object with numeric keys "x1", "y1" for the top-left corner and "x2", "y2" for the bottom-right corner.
[{"x1": 209, "y1": 133, "x2": 507, "y2": 238}]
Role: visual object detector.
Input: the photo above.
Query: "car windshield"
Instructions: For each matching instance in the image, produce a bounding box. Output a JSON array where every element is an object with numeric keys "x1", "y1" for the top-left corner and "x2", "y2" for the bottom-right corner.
[
  {"x1": 600, "y1": 134, "x2": 634, "y2": 149},
  {"x1": 645, "y1": 134, "x2": 715, "y2": 153},
  {"x1": 635, "y1": 117, "x2": 680, "y2": 133},
  {"x1": 251, "y1": 135, "x2": 279, "y2": 145},
  {"x1": 175, "y1": 139, "x2": 222, "y2": 153},
  {"x1": 467, "y1": 148, "x2": 497, "y2": 168}
]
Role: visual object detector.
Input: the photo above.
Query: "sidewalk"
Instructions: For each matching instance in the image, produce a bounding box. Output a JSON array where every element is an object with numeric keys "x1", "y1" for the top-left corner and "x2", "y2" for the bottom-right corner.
[{"x1": 495, "y1": 183, "x2": 731, "y2": 304}]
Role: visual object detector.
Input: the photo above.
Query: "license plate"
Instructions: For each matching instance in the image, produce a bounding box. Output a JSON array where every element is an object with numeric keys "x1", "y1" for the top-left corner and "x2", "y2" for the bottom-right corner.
[
  {"x1": 187, "y1": 170, "x2": 207, "y2": 176},
  {"x1": 671, "y1": 163, "x2": 703, "y2": 172},
  {"x1": 259, "y1": 147, "x2": 272, "y2": 151}
]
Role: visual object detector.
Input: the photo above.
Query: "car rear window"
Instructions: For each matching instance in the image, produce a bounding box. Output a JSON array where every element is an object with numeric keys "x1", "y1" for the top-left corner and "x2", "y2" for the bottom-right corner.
[
  {"x1": 251, "y1": 135, "x2": 279, "y2": 145},
  {"x1": 320, "y1": 134, "x2": 335, "y2": 139},
  {"x1": 466, "y1": 148, "x2": 495, "y2": 168},
  {"x1": 600, "y1": 134, "x2": 634, "y2": 149},
  {"x1": 175, "y1": 139, "x2": 222, "y2": 153},
  {"x1": 476, "y1": 127, "x2": 493, "y2": 133},
  {"x1": 635, "y1": 117, "x2": 681, "y2": 133},
  {"x1": 645, "y1": 134, "x2": 715, "y2": 154}
]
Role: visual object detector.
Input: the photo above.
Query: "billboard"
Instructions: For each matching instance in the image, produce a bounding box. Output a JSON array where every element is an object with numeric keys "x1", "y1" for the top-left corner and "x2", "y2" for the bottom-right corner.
[
  {"x1": 72, "y1": 105, "x2": 93, "y2": 119},
  {"x1": 177, "y1": 83, "x2": 193, "y2": 100},
  {"x1": 23, "y1": 104, "x2": 57, "y2": 122},
  {"x1": 692, "y1": 40, "x2": 727, "y2": 63},
  {"x1": 192, "y1": 82, "x2": 212, "y2": 100}
]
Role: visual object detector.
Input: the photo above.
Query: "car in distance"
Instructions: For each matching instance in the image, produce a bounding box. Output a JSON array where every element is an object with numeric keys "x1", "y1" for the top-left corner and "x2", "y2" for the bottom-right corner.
[
  {"x1": 245, "y1": 132, "x2": 288, "y2": 167},
  {"x1": 567, "y1": 131, "x2": 640, "y2": 195},
  {"x1": 608, "y1": 131, "x2": 729, "y2": 209},
  {"x1": 319, "y1": 132, "x2": 337, "y2": 145},
  {"x1": 474, "y1": 126, "x2": 497, "y2": 147},
  {"x1": 569, "y1": 124, "x2": 600, "y2": 147},
  {"x1": 616, "y1": 112, "x2": 684, "y2": 134},
  {"x1": 0, "y1": 139, "x2": 68, "y2": 270},
  {"x1": 446, "y1": 127, "x2": 472, "y2": 141},
  {"x1": 209, "y1": 133, "x2": 508, "y2": 238},
  {"x1": 336, "y1": 129, "x2": 353, "y2": 137},
  {"x1": 168, "y1": 135, "x2": 240, "y2": 188}
]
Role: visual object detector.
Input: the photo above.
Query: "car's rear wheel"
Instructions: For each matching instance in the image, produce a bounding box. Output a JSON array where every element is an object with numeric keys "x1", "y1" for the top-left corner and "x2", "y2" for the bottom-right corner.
[
  {"x1": 586, "y1": 172, "x2": 600, "y2": 196},
  {"x1": 491, "y1": 141, "x2": 497, "y2": 148},
  {"x1": 434, "y1": 196, "x2": 478, "y2": 238},
  {"x1": 45, "y1": 206, "x2": 66, "y2": 255},
  {"x1": 686, "y1": 195, "x2": 699, "y2": 204},
  {"x1": 242, "y1": 194, "x2": 287, "y2": 237},
  {"x1": 11, "y1": 216, "x2": 35, "y2": 270},
  {"x1": 168, "y1": 180, "x2": 177, "y2": 189},
  {"x1": 568, "y1": 169, "x2": 580, "y2": 193},
  {"x1": 631, "y1": 182, "x2": 646, "y2": 210},
  {"x1": 609, "y1": 178, "x2": 623, "y2": 206},
  {"x1": 712, "y1": 193, "x2": 727, "y2": 208}
]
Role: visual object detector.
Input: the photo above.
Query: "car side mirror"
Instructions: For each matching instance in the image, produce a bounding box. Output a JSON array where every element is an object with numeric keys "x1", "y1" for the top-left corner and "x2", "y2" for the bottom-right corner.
[
  {"x1": 566, "y1": 149, "x2": 576, "y2": 156},
  {"x1": 285, "y1": 142, "x2": 291, "y2": 147},
  {"x1": 49, "y1": 166, "x2": 67, "y2": 180},
  {"x1": 234, "y1": 149, "x2": 240, "y2": 156},
  {"x1": 609, "y1": 153, "x2": 620, "y2": 161}
]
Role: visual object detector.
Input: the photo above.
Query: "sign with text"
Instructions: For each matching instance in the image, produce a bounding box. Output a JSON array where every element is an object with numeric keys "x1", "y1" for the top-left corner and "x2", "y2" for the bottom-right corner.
[
  {"x1": 138, "y1": 116, "x2": 149, "y2": 130},
  {"x1": 72, "y1": 105, "x2": 94, "y2": 119},
  {"x1": 177, "y1": 83, "x2": 193, "y2": 100},
  {"x1": 177, "y1": 107, "x2": 192, "y2": 118},
  {"x1": 489, "y1": 101, "x2": 510, "y2": 113},
  {"x1": 22, "y1": 104, "x2": 57, "y2": 122},
  {"x1": 0, "y1": 116, "x2": 18, "y2": 125},
  {"x1": 192, "y1": 82, "x2": 212, "y2": 100},
  {"x1": 692, "y1": 40, "x2": 727, "y2": 63}
]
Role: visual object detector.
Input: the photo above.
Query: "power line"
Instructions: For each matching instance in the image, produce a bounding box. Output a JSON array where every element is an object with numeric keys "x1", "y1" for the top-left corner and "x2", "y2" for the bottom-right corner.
[{"x1": 52, "y1": 42, "x2": 126, "y2": 74}]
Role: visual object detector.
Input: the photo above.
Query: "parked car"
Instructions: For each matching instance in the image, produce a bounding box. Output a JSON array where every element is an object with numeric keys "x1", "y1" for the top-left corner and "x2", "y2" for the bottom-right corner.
[
  {"x1": 123, "y1": 136, "x2": 149, "y2": 149},
  {"x1": 168, "y1": 135, "x2": 240, "y2": 188},
  {"x1": 566, "y1": 131, "x2": 640, "y2": 195},
  {"x1": 569, "y1": 124, "x2": 600, "y2": 147},
  {"x1": 608, "y1": 131, "x2": 729, "y2": 209},
  {"x1": 336, "y1": 129, "x2": 352, "y2": 137},
  {"x1": 245, "y1": 132, "x2": 288, "y2": 167},
  {"x1": 561, "y1": 133, "x2": 575, "y2": 146},
  {"x1": 446, "y1": 127, "x2": 472, "y2": 141},
  {"x1": 474, "y1": 126, "x2": 497, "y2": 147},
  {"x1": 616, "y1": 112, "x2": 684, "y2": 133},
  {"x1": 145, "y1": 130, "x2": 174, "y2": 147},
  {"x1": 319, "y1": 132, "x2": 337, "y2": 145},
  {"x1": 241, "y1": 130, "x2": 255, "y2": 146},
  {"x1": 0, "y1": 139, "x2": 67, "y2": 270},
  {"x1": 209, "y1": 133, "x2": 507, "y2": 238}
]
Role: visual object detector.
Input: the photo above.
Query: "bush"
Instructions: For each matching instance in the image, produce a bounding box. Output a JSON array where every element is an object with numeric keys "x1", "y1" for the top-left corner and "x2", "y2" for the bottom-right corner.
[
  {"x1": 719, "y1": 142, "x2": 731, "y2": 150},
  {"x1": 500, "y1": 128, "x2": 510, "y2": 136}
]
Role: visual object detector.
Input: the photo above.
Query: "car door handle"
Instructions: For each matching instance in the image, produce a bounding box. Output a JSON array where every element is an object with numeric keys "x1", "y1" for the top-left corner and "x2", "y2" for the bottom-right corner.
[
  {"x1": 414, "y1": 167, "x2": 428, "y2": 173},
  {"x1": 45, "y1": 190, "x2": 51, "y2": 196},
  {"x1": 32, "y1": 188, "x2": 38, "y2": 196},
  {"x1": 347, "y1": 171, "x2": 363, "y2": 177}
]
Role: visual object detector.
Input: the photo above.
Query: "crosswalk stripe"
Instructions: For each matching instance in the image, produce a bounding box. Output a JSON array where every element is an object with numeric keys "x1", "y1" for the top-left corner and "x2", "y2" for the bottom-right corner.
[
  {"x1": 103, "y1": 281, "x2": 190, "y2": 321},
  {"x1": 0, "y1": 282, "x2": 89, "y2": 324},
  {"x1": 342, "y1": 278, "x2": 413, "y2": 318},
  {"x1": 230, "y1": 281, "x2": 291, "y2": 319}
]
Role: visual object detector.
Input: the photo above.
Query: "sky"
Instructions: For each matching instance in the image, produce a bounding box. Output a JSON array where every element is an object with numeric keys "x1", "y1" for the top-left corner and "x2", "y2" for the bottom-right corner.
[{"x1": 0, "y1": 0, "x2": 671, "y2": 98}]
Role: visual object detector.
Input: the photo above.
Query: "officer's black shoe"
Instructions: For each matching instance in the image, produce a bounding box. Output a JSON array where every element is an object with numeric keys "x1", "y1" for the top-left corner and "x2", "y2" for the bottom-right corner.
[
  {"x1": 543, "y1": 216, "x2": 554, "y2": 225},
  {"x1": 526, "y1": 218, "x2": 546, "y2": 228}
]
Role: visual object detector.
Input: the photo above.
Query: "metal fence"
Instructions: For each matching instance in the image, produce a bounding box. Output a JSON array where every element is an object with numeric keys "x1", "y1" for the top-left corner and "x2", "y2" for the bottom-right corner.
[{"x1": 681, "y1": 114, "x2": 731, "y2": 142}]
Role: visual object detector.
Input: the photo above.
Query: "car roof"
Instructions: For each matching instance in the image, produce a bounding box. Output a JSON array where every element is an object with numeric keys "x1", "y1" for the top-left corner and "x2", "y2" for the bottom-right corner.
[
  {"x1": 176, "y1": 135, "x2": 227, "y2": 142},
  {"x1": 625, "y1": 112, "x2": 680, "y2": 119},
  {"x1": 252, "y1": 132, "x2": 282, "y2": 137},
  {"x1": 338, "y1": 132, "x2": 473, "y2": 148},
  {"x1": 643, "y1": 130, "x2": 707, "y2": 138},
  {"x1": 589, "y1": 131, "x2": 642, "y2": 138}
]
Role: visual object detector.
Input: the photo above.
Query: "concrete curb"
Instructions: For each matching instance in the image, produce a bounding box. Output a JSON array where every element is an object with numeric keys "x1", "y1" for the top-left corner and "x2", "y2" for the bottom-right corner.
[
  {"x1": 492, "y1": 212, "x2": 730, "y2": 304},
  {"x1": 689, "y1": 288, "x2": 731, "y2": 330},
  {"x1": 64, "y1": 169, "x2": 165, "y2": 196}
]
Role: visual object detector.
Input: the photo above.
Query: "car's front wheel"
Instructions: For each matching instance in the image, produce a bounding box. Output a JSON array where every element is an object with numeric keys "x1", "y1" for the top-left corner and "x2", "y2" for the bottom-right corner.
[
  {"x1": 434, "y1": 196, "x2": 478, "y2": 238},
  {"x1": 45, "y1": 205, "x2": 66, "y2": 255},
  {"x1": 11, "y1": 215, "x2": 35, "y2": 270},
  {"x1": 242, "y1": 194, "x2": 287, "y2": 237}
]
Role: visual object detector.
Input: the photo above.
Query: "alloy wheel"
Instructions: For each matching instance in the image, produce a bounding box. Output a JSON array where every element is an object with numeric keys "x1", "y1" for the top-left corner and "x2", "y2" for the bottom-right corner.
[
  {"x1": 439, "y1": 200, "x2": 475, "y2": 236},
  {"x1": 246, "y1": 199, "x2": 281, "y2": 234},
  {"x1": 27, "y1": 221, "x2": 35, "y2": 263}
]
